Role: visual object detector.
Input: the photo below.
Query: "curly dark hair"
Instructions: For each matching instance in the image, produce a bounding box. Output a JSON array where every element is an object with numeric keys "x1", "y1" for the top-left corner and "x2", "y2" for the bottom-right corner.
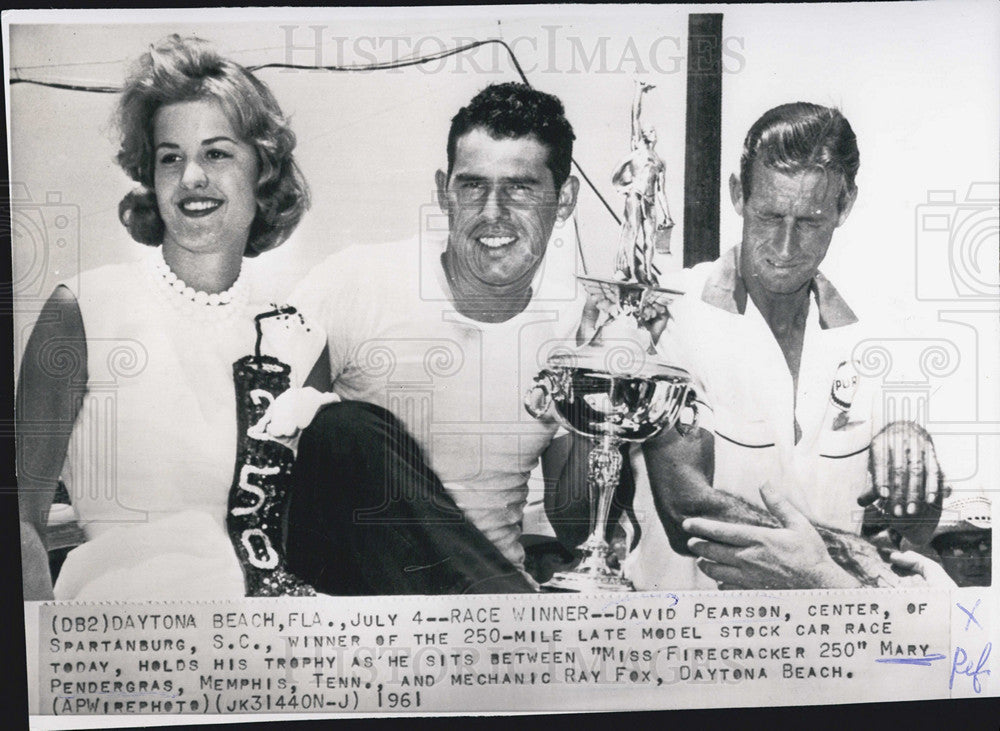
[
  {"x1": 741, "y1": 102, "x2": 859, "y2": 212},
  {"x1": 115, "y1": 34, "x2": 309, "y2": 257},
  {"x1": 446, "y1": 82, "x2": 576, "y2": 190}
]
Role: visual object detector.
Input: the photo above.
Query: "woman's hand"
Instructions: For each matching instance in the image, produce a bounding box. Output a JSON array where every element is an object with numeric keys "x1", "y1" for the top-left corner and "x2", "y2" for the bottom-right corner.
[
  {"x1": 577, "y1": 281, "x2": 672, "y2": 347},
  {"x1": 248, "y1": 387, "x2": 340, "y2": 453},
  {"x1": 637, "y1": 290, "x2": 671, "y2": 346},
  {"x1": 577, "y1": 284, "x2": 622, "y2": 346}
]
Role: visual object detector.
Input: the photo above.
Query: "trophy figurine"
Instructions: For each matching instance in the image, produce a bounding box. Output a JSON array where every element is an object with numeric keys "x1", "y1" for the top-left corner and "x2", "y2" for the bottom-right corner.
[
  {"x1": 523, "y1": 82, "x2": 696, "y2": 592},
  {"x1": 580, "y1": 81, "x2": 682, "y2": 352},
  {"x1": 613, "y1": 80, "x2": 675, "y2": 281}
]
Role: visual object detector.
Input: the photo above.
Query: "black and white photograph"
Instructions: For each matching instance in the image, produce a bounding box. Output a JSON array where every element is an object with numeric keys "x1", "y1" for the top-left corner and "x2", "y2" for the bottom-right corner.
[{"x1": 5, "y1": 2, "x2": 998, "y2": 725}]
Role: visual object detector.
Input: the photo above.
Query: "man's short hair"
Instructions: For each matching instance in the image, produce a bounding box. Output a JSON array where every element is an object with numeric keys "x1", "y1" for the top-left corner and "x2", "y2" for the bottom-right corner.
[
  {"x1": 740, "y1": 102, "x2": 860, "y2": 211},
  {"x1": 446, "y1": 82, "x2": 576, "y2": 190}
]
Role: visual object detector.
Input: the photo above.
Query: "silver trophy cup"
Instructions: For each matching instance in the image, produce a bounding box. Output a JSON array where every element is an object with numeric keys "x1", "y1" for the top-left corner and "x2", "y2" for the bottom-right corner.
[
  {"x1": 525, "y1": 348, "x2": 696, "y2": 592},
  {"x1": 523, "y1": 80, "x2": 694, "y2": 592}
]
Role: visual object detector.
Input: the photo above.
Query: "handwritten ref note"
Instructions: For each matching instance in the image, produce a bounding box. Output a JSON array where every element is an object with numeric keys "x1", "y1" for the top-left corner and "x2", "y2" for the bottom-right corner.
[{"x1": 948, "y1": 590, "x2": 994, "y2": 697}]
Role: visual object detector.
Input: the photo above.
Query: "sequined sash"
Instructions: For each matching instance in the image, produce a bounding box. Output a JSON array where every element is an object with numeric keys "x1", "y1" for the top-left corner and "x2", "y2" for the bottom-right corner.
[{"x1": 227, "y1": 307, "x2": 315, "y2": 597}]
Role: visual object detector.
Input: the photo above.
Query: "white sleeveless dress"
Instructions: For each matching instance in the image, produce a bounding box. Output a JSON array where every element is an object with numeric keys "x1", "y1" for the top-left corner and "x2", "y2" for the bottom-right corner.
[{"x1": 52, "y1": 249, "x2": 324, "y2": 601}]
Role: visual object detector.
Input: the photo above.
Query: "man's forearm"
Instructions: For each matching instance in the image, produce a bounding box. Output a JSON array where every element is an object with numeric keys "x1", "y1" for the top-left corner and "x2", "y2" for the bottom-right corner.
[
  {"x1": 642, "y1": 428, "x2": 919, "y2": 587},
  {"x1": 663, "y1": 466, "x2": 779, "y2": 527},
  {"x1": 642, "y1": 427, "x2": 778, "y2": 555},
  {"x1": 654, "y1": 465, "x2": 781, "y2": 555}
]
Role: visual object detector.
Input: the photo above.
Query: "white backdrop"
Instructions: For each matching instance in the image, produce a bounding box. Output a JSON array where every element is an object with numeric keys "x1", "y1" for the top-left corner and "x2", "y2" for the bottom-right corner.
[
  {"x1": 6, "y1": 3, "x2": 999, "y2": 489},
  {"x1": 8, "y1": 5, "x2": 999, "y2": 308}
]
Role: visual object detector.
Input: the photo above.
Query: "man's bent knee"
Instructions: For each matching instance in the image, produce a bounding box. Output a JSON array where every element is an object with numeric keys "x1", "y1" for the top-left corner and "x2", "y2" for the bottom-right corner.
[{"x1": 299, "y1": 400, "x2": 397, "y2": 453}]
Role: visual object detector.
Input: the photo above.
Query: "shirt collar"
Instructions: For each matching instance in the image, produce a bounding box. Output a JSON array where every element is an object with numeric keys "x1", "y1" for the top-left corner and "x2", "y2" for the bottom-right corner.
[{"x1": 700, "y1": 245, "x2": 859, "y2": 329}]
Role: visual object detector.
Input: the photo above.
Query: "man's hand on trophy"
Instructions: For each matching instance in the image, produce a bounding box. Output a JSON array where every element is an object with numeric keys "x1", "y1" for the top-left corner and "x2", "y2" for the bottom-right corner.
[
  {"x1": 637, "y1": 289, "x2": 671, "y2": 345},
  {"x1": 248, "y1": 387, "x2": 341, "y2": 454},
  {"x1": 683, "y1": 483, "x2": 860, "y2": 589},
  {"x1": 858, "y1": 421, "x2": 945, "y2": 545},
  {"x1": 577, "y1": 280, "x2": 623, "y2": 345}
]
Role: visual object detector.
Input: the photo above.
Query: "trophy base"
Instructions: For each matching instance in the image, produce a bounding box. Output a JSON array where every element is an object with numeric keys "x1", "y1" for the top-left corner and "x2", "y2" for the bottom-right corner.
[
  {"x1": 543, "y1": 569, "x2": 634, "y2": 593},
  {"x1": 541, "y1": 544, "x2": 634, "y2": 593}
]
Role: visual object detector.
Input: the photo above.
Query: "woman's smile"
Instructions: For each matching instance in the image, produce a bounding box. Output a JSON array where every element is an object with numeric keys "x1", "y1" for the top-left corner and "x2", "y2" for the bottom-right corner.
[{"x1": 177, "y1": 196, "x2": 224, "y2": 217}]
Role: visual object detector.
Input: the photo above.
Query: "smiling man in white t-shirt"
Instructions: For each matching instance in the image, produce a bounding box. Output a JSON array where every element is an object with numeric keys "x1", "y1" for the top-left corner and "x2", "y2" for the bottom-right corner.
[{"x1": 284, "y1": 83, "x2": 586, "y2": 594}]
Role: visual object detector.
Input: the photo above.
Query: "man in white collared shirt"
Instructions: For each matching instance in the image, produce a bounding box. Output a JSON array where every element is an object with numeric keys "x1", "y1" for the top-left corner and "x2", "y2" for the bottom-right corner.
[{"x1": 615, "y1": 102, "x2": 944, "y2": 590}]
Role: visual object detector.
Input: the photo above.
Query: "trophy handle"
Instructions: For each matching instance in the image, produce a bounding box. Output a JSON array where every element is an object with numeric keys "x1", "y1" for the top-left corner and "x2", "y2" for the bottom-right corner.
[
  {"x1": 524, "y1": 371, "x2": 555, "y2": 419},
  {"x1": 676, "y1": 388, "x2": 700, "y2": 436}
]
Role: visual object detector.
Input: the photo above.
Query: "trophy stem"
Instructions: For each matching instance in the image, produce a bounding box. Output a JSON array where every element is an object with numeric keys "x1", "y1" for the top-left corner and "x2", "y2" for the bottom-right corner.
[
  {"x1": 585, "y1": 433, "x2": 623, "y2": 555},
  {"x1": 543, "y1": 432, "x2": 633, "y2": 592}
]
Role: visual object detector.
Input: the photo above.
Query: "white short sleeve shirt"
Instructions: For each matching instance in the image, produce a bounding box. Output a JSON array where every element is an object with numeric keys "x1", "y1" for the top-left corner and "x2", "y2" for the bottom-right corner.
[{"x1": 626, "y1": 246, "x2": 882, "y2": 590}]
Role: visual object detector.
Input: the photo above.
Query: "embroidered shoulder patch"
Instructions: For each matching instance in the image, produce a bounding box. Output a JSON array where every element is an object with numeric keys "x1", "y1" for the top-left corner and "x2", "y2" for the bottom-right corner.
[{"x1": 830, "y1": 360, "x2": 860, "y2": 411}]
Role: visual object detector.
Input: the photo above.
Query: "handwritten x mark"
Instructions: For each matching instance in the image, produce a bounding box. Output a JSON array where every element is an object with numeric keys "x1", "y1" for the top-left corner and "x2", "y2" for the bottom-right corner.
[{"x1": 958, "y1": 599, "x2": 982, "y2": 632}]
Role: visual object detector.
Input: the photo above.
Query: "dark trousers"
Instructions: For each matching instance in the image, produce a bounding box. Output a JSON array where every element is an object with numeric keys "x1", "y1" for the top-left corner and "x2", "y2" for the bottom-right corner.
[{"x1": 286, "y1": 401, "x2": 535, "y2": 595}]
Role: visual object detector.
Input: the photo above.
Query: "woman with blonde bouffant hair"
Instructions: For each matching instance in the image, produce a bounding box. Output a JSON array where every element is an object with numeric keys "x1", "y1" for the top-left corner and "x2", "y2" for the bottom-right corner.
[{"x1": 17, "y1": 35, "x2": 332, "y2": 601}]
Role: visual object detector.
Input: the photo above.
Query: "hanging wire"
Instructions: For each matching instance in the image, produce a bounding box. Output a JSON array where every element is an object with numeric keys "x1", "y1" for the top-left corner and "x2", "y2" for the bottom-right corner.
[
  {"x1": 10, "y1": 37, "x2": 621, "y2": 231},
  {"x1": 9, "y1": 79, "x2": 120, "y2": 93}
]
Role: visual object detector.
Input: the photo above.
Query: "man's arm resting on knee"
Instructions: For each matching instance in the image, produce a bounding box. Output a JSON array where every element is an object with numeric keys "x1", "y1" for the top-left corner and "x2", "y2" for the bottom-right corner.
[
  {"x1": 17, "y1": 287, "x2": 88, "y2": 600},
  {"x1": 642, "y1": 425, "x2": 872, "y2": 588}
]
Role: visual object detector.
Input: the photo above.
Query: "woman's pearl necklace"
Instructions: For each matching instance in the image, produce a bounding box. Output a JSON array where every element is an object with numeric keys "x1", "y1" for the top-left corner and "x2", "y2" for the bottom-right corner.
[{"x1": 152, "y1": 247, "x2": 247, "y2": 308}]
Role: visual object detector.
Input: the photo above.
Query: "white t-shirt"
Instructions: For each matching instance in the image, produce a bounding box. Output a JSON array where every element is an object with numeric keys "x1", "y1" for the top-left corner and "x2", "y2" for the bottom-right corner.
[
  {"x1": 626, "y1": 246, "x2": 883, "y2": 590},
  {"x1": 292, "y1": 236, "x2": 586, "y2": 572}
]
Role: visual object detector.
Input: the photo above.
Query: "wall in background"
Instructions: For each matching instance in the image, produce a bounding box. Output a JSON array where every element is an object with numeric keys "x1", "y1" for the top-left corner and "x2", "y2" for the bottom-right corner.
[{"x1": 8, "y1": 3, "x2": 999, "y2": 486}]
